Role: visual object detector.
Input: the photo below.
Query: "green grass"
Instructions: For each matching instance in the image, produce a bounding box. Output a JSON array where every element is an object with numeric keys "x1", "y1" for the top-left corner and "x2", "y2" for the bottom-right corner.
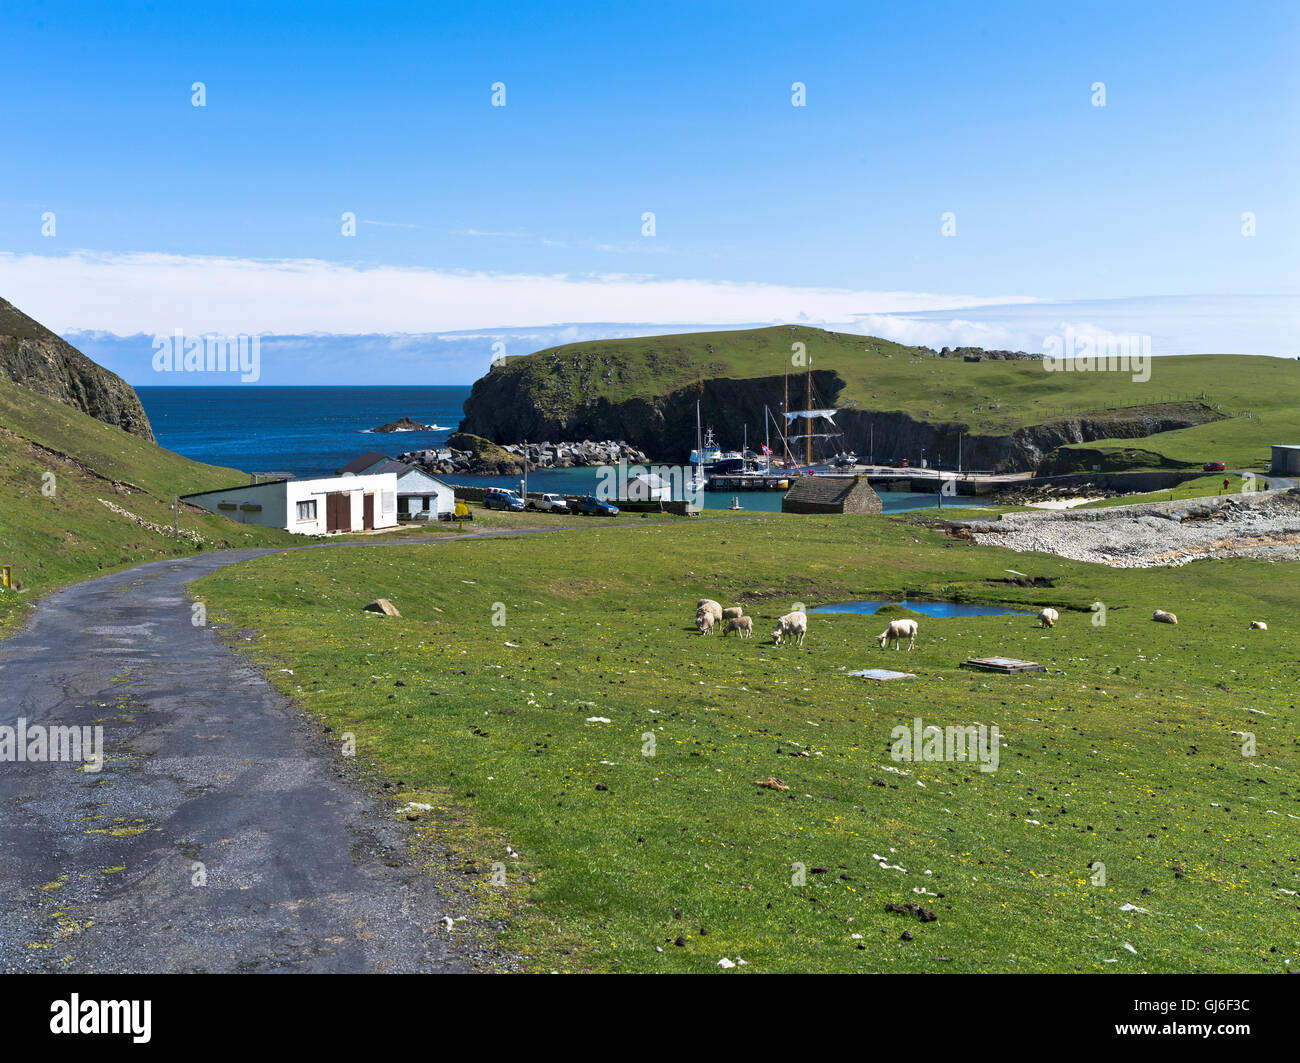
[
  {"x1": 1075, "y1": 474, "x2": 1267, "y2": 509},
  {"x1": 488, "y1": 325, "x2": 1299, "y2": 442},
  {"x1": 0, "y1": 384, "x2": 295, "y2": 634},
  {"x1": 194, "y1": 515, "x2": 1300, "y2": 973},
  {"x1": 1060, "y1": 408, "x2": 1300, "y2": 473}
]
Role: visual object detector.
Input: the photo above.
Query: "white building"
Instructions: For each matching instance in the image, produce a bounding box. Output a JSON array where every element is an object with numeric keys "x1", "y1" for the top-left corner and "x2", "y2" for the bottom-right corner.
[
  {"x1": 336, "y1": 455, "x2": 456, "y2": 519},
  {"x1": 183, "y1": 473, "x2": 399, "y2": 534}
]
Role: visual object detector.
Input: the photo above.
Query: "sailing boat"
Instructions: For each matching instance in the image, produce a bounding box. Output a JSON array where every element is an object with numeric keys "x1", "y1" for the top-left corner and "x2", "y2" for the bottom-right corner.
[
  {"x1": 783, "y1": 357, "x2": 855, "y2": 472},
  {"x1": 687, "y1": 401, "x2": 707, "y2": 496}
]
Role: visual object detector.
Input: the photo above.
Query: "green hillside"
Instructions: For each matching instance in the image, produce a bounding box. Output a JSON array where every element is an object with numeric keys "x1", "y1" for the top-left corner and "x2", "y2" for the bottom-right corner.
[
  {"x1": 482, "y1": 325, "x2": 1298, "y2": 466},
  {"x1": 0, "y1": 384, "x2": 294, "y2": 634}
]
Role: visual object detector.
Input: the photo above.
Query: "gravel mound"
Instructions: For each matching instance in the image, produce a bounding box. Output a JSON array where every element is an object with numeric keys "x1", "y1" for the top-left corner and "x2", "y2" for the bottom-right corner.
[{"x1": 970, "y1": 489, "x2": 1300, "y2": 568}]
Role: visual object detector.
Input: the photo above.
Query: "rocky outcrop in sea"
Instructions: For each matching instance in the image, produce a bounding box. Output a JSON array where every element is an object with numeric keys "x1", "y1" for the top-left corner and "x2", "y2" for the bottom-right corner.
[{"x1": 399, "y1": 437, "x2": 649, "y2": 477}]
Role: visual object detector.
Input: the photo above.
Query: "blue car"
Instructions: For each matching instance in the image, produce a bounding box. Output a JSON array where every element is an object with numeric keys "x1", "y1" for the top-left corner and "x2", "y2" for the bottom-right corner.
[
  {"x1": 483, "y1": 488, "x2": 526, "y2": 512},
  {"x1": 571, "y1": 494, "x2": 619, "y2": 516}
]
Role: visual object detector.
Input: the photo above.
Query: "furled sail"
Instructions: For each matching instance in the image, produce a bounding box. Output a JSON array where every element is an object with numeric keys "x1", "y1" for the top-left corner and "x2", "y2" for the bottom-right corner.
[{"x1": 784, "y1": 409, "x2": 838, "y2": 421}]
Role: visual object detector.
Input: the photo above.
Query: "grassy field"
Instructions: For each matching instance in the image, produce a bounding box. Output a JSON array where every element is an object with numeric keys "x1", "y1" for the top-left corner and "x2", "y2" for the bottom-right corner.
[
  {"x1": 489, "y1": 325, "x2": 1300, "y2": 444},
  {"x1": 194, "y1": 515, "x2": 1300, "y2": 973},
  {"x1": 0, "y1": 384, "x2": 295, "y2": 634}
]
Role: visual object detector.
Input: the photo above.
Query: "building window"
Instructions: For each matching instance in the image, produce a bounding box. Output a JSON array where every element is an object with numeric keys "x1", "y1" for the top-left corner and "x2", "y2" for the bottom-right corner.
[{"x1": 296, "y1": 500, "x2": 317, "y2": 522}]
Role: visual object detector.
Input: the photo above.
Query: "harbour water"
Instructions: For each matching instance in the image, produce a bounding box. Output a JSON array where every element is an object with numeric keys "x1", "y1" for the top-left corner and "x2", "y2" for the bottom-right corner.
[{"x1": 138, "y1": 386, "x2": 990, "y2": 514}]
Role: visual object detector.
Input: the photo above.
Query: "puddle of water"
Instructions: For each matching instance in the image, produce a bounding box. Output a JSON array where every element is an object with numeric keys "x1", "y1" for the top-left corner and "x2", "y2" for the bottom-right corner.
[{"x1": 810, "y1": 599, "x2": 1028, "y2": 618}]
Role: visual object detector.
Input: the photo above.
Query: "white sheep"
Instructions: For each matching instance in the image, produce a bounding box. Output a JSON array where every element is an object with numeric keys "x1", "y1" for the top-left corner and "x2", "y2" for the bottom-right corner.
[
  {"x1": 695, "y1": 610, "x2": 716, "y2": 636},
  {"x1": 723, "y1": 616, "x2": 753, "y2": 638},
  {"x1": 1152, "y1": 610, "x2": 1178, "y2": 625},
  {"x1": 1250, "y1": 620, "x2": 1268, "y2": 630},
  {"x1": 1038, "y1": 607, "x2": 1059, "y2": 628},
  {"x1": 721, "y1": 606, "x2": 744, "y2": 621},
  {"x1": 772, "y1": 611, "x2": 807, "y2": 646},
  {"x1": 877, "y1": 618, "x2": 918, "y2": 651}
]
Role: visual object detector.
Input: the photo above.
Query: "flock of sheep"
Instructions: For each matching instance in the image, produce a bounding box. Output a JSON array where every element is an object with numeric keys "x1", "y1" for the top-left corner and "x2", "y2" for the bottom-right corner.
[{"x1": 692, "y1": 599, "x2": 1264, "y2": 649}]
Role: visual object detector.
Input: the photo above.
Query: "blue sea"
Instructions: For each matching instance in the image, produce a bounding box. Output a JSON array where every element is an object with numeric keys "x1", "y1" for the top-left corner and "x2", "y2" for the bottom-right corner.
[{"x1": 137, "y1": 386, "x2": 984, "y2": 514}]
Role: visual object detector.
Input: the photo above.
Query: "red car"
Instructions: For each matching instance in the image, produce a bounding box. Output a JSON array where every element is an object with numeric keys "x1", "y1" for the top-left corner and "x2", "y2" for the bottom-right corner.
[
  {"x1": 1203, "y1": 461, "x2": 1226, "y2": 472},
  {"x1": 890, "y1": 458, "x2": 910, "y2": 468}
]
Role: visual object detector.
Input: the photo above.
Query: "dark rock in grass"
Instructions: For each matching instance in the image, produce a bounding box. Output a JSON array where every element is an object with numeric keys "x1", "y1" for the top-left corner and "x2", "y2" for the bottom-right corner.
[
  {"x1": 674, "y1": 936, "x2": 687, "y2": 947},
  {"x1": 595, "y1": 784, "x2": 608, "y2": 791},
  {"x1": 900, "y1": 931, "x2": 913, "y2": 942}
]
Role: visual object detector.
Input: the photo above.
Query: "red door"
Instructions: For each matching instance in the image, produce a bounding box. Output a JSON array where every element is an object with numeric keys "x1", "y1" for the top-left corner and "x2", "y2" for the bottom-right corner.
[
  {"x1": 326, "y1": 492, "x2": 350, "y2": 532},
  {"x1": 362, "y1": 493, "x2": 375, "y2": 530}
]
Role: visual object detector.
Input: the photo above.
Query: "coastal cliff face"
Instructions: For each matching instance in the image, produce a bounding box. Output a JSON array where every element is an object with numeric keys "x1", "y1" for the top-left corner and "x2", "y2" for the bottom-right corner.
[
  {"x1": 460, "y1": 365, "x2": 1220, "y2": 473},
  {"x1": 0, "y1": 297, "x2": 154, "y2": 442}
]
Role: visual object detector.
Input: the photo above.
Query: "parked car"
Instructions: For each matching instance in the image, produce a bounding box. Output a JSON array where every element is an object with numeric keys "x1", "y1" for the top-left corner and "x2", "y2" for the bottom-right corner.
[
  {"x1": 483, "y1": 488, "x2": 525, "y2": 511},
  {"x1": 534, "y1": 492, "x2": 569, "y2": 513},
  {"x1": 570, "y1": 494, "x2": 619, "y2": 516},
  {"x1": 1202, "y1": 461, "x2": 1226, "y2": 472},
  {"x1": 889, "y1": 458, "x2": 910, "y2": 468}
]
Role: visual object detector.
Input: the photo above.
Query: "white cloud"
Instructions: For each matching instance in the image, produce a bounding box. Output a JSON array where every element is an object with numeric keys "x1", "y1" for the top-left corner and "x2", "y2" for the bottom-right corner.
[{"x1": 0, "y1": 250, "x2": 1033, "y2": 337}]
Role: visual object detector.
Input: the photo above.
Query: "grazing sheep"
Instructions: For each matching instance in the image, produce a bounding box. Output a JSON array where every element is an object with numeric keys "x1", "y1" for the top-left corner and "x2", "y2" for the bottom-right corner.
[
  {"x1": 695, "y1": 610, "x2": 716, "y2": 636},
  {"x1": 877, "y1": 618, "x2": 918, "y2": 651},
  {"x1": 724, "y1": 616, "x2": 753, "y2": 638},
  {"x1": 772, "y1": 611, "x2": 807, "y2": 646},
  {"x1": 722, "y1": 606, "x2": 744, "y2": 621},
  {"x1": 697, "y1": 598, "x2": 722, "y2": 614},
  {"x1": 1152, "y1": 610, "x2": 1178, "y2": 625},
  {"x1": 1250, "y1": 620, "x2": 1268, "y2": 630},
  {"x1": 1038, "y1": 607, "x2": 1059, "y2": 628}
]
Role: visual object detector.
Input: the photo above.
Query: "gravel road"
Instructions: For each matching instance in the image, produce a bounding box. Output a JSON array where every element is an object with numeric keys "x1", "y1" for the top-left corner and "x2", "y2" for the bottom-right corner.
[{"x1": 0, "y1": 537, "x2": 534, "y2": 973}]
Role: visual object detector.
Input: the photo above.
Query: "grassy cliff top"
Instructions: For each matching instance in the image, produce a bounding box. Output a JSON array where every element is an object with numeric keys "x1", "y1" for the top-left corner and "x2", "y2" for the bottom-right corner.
[{"x1": 487, "y1": 325, "x2": 1300, "y2": 435}]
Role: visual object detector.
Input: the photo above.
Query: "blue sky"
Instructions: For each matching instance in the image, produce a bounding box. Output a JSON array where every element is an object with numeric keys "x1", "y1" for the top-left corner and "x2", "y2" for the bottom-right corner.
[{"x1": 1, "y1": 1, "x2": 1297, "y2": 381}]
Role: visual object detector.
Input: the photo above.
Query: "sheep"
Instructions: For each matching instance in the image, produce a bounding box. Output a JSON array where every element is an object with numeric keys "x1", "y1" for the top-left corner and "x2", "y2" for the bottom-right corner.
[
  {"x1": 695, "y1": 610, "x2": 716, "y2": 636},
  {"x1": 1152, "y1": 610, "x2": 1178, "y2": 625},
  {"x1": 1038, "y1": 607, "x2": 1059, "y2": 628},
  {"x1": 697, "y1": 598, "x2": 722, "y2": 614},
  {"x1": 723, "y1": 616, "x2": 753, "y2": 638},
  {"x1": 772, "y1": 611, "x2": 807, "y2": 646},
  {"x1": 694, "y1": 599, "x2": 722, "y2": 635},
  {"x1": 877, "y1": 618, "x2": 918, "y2": 651},
  {"x1": 1250, "y1": 620, "x2": 1268, "y2": 630},
  {"x1": 721, "y1": 606, "x2": 744, "y2": 621}
]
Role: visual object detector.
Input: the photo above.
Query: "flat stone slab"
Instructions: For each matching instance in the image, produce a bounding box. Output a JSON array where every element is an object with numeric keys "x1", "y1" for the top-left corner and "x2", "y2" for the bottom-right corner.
[
  {"x1": 848, "y1": 668, "x2": 917, "y2": 681},
  {"x1": 960, "y1": 656, "x2": 1047, "y2": 674}
]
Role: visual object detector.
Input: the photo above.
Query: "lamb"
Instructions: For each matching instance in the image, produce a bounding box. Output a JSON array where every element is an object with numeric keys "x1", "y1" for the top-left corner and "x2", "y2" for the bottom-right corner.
[
  {"x1": 771, "y1": 611, "x2": 807, "y2": 646},
  {"x1": 1152, "y1": 610, "x2": 1178, "y2": 625},
  {"x1": 1250, "y1": 620, "x2": 1268, "y2": 630},
  {"x1": 1038, "y1": 607, "x2": 1059, "y2": 628},
  {"x1": 721, "y1": 606, "x2": 744, "y2": 621},
  {"x1": 723, "y1": 616, "x2": 753, "y2": 638},
  {"x1": 695, "y1": 610, "x2": 716, "y2": 636},
  {"x1": 877, "y1": 618, "x2": 918, "y2": 651}
]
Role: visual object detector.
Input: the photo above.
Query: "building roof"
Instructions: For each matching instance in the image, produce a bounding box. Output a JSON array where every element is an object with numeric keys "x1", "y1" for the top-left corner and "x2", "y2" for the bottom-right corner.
[
  {"x1": 782, "y1": 475, "x2": 862, "y2": 506},
  {"x1": 336, "y1": 451, "x2": 391, "y2": 475}
]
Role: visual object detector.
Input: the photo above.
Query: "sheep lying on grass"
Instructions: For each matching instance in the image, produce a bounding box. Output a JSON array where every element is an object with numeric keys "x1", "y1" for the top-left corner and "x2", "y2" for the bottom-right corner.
[
  {"x1": 723, "y1": 616, "x2": 753, "y2": 638},
  {"x1": 877, "y1": 618, "x2": 918, "y2": 651},
  {"x1": 1152, "y1": 610, "x2": 1179, "y2": 625},
  {"x1": 772, "y1": 611, "x2": 807, "y2": 646},
  {"x1": 1250, "y1": 620, "x2": 1268, "y2": 630},
  {"x1": 1038, "y1": 607, "x2": 1059, "y2": 628}
]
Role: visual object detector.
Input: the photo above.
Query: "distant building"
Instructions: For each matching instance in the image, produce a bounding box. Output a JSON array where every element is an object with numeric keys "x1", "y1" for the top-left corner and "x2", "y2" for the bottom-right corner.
[
  {"x1": 1271, "y1": 444, "x2": 1300, "y2": 476},
  {"x1": 183, "y1": 473, "x2": 398, "y2": 534},
  {"x1": 337, "y1": 453, "x2": 456, "y2": 519},
  {"x1": 781, "y1": 474, "x2": 883, "y2": 514}
]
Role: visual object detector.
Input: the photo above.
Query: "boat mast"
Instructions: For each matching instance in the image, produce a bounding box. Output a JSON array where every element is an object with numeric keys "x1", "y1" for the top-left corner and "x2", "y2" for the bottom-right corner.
[
  {"x1": 782, "y1": 371, "x2": 790, "y2": 466},
  {"x1": 805, "y1": 357, "x2": 812, "y2": 467}
]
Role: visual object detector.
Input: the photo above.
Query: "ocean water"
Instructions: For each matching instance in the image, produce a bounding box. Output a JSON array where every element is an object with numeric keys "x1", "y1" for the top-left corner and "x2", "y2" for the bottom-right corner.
[{"x1": 137, "y1": 386, "x2": 985, "y2": 514}]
